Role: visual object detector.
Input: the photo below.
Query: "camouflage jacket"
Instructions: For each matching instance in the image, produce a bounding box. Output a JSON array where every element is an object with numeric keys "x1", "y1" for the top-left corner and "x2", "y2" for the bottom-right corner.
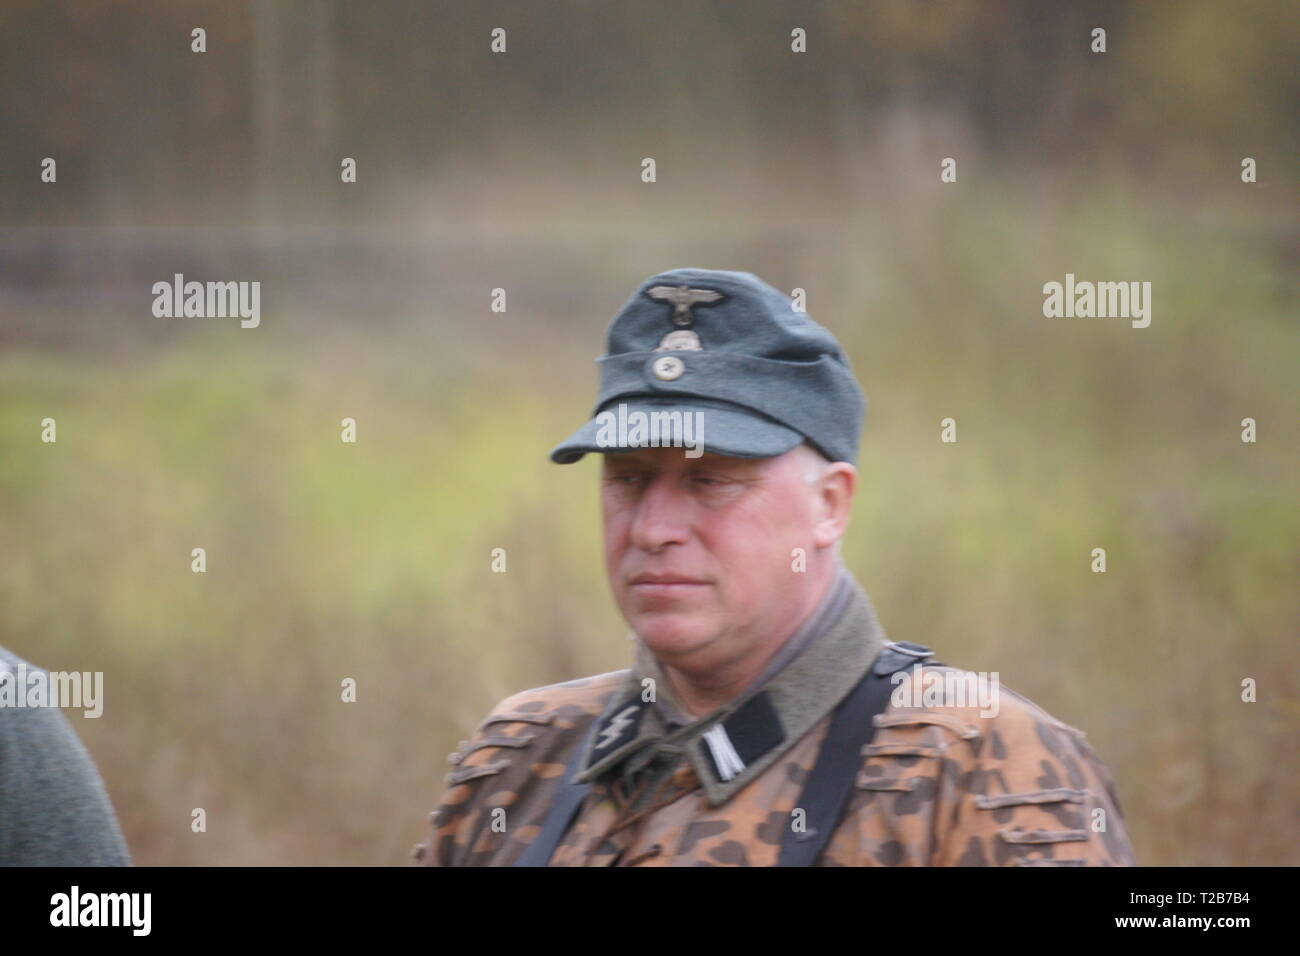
[{"x1": 415, "y1": 582, "x2": 1137, "y2": 867}]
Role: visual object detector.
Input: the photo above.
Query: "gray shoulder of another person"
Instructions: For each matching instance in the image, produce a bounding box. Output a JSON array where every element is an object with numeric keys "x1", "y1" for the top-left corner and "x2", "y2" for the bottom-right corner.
[{"x1": 0, "y1": 647, "x2": 132, "y2": 866}]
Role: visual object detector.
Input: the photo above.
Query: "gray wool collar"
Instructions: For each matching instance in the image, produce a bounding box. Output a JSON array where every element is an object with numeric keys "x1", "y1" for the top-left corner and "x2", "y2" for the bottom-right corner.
[{"x1": 577, "y1": 570, "x2": 888, "y2": 806}]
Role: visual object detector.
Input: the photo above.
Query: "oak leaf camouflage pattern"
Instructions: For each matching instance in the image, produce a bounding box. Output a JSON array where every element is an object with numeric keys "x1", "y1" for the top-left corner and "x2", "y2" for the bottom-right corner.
[{"x1": 415, "y1": 663, "x2": 1137, "y2": 867}]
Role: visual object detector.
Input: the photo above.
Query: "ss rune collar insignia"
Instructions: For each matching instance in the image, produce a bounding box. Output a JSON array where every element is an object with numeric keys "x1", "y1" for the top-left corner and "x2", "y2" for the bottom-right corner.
[
  {"x1": 595, "y1": 705, "x2": 641, "y2": 750},
  {"x1": 645, "y1": 284, "x2": 725, "y2": 351}
]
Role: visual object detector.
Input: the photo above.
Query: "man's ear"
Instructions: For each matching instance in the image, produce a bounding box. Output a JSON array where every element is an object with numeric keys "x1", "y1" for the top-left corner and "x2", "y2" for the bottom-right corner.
[{"x1": 812, "y1": 463, "x2": 856, "y2": 549}]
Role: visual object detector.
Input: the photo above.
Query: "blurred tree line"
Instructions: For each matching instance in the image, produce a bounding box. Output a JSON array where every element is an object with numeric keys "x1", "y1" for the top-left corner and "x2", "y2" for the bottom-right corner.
[{"x1": 1, "y1": 0, "x2": 1295, "y2": 225}]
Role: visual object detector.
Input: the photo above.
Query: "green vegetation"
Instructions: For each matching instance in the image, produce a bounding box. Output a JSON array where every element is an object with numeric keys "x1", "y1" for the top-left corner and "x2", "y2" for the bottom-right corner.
[{"x1": 3, "y1": 182, "x2": 1293, "y2": 865}]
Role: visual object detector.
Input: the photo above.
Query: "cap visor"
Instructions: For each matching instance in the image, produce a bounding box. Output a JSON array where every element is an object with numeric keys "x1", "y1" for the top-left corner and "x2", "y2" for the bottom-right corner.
[{"x1": 549, "y1": 398, "x2": 803, "y2": 464}]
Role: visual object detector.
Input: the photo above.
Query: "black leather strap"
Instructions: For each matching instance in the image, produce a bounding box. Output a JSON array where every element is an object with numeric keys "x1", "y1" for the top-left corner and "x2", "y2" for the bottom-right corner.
[
  {"x1": 777, "y1": 641, "x2": 938, "y2": 866},
  {"x1": 512, "y1": 712, "x2": 604, "y2": 867}
]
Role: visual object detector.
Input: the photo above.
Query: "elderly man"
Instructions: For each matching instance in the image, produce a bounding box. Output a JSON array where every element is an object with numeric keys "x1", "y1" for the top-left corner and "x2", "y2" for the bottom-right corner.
[{"x1": 415, "y1": 268, "x2": 1136, "y2": 867}]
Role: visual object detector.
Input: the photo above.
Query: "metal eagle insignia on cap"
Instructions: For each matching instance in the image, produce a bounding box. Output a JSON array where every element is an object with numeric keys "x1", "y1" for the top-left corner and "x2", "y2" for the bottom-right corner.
[{"x1": 644, "y1": 284, "x2": 726, "y2": 328}]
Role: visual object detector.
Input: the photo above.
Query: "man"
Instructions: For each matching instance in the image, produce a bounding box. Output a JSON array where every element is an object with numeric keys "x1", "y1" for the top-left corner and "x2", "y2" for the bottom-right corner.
[
  {"x1": 415, "y1": 267, "x2": 1136, "y2": 867},
  {"x1": 0, "y1": 645, "x2": 132, "y2": 865}
]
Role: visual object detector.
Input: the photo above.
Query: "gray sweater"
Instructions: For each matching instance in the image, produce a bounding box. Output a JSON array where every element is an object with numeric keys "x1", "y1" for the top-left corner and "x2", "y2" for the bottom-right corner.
[{"x1": 0, "y1": 646, "x2": 132, "y2": 865}]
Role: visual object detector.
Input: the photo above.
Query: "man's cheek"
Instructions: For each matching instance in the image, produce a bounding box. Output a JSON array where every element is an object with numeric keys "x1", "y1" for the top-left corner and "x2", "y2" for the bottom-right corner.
[{"x1": 601, "y1": 517, "x2": 628, "y2": 558}]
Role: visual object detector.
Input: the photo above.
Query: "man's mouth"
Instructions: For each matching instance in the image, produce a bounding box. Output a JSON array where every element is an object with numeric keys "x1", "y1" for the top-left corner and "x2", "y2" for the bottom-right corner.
[{"x1": 628, "y1": 573, "x2": 711, "y2": 593}]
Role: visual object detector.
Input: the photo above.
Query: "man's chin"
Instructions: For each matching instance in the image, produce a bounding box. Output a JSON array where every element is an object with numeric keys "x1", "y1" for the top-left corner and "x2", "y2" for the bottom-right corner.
[{"x1": 628, "y1": 613, "x2": 718, "y2": 660}]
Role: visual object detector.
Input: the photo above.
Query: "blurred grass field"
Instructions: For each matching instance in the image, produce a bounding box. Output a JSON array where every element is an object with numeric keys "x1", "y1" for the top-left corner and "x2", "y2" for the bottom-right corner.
[{"x1": 1, "y1": 184, "x2": 1296, "y2": 865}]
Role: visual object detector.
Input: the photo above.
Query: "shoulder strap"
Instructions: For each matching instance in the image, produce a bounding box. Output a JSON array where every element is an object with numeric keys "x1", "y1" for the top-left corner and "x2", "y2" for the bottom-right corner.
[
  {"x1": 512, "y1": 708, "x2": 606, "y2": 867},
  {"x1": 777, "y1": 640, "x2": 939, "y2": 867}
]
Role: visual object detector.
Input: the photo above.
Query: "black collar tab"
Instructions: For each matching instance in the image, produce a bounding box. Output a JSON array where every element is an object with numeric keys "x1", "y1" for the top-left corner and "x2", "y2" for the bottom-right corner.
[
  {"x1": 583, "y1": 694, "x2": 651, "y2": 771},
  {"x1": 697, "y1": 691, "x2": 785, "y2": 784}
]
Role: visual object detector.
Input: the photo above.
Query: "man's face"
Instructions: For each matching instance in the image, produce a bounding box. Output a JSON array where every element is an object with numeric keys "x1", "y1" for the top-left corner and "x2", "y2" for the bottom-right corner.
[{"x1": 601, "y1": 444, "x2": 843, "y2": 671}]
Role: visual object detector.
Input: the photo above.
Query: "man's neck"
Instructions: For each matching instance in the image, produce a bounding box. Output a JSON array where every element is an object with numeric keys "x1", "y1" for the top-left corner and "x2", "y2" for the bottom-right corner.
[{"x1": 659, "y1": 565, "x2": 845, "y2": 718}]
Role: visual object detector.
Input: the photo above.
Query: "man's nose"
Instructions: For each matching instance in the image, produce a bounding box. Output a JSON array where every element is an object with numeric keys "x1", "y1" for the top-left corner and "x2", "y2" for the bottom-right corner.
[{"x1": 628, "y1": 475, "x2": 692, "y2": 552}]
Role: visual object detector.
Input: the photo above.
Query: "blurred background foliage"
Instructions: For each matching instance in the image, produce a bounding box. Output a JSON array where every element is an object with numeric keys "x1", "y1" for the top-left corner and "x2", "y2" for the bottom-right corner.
[{"x1": 0, "y1": 1, "x2": 1296, "y2": 864}]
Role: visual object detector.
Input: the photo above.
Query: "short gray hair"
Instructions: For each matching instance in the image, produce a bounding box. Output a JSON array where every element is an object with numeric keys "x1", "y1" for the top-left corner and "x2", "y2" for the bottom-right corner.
[{"x1": 793, "y1": 442, "x2": 833, "y2": 485}]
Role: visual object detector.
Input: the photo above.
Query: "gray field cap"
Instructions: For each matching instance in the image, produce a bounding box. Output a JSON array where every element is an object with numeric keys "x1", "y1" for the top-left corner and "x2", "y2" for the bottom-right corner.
[{"x1": 549, "y1": 267, "x2": 866, "y2": 465}]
